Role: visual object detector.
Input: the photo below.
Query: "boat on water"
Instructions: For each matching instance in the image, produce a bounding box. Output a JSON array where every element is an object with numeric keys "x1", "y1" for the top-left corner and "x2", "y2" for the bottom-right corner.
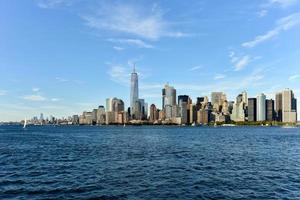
[
  {"x1": 23, "y1": 118, "x2": 27, "y2": 129},
  {"x1": 222, "y1": 124, "x2": 236, "y2": 127}
]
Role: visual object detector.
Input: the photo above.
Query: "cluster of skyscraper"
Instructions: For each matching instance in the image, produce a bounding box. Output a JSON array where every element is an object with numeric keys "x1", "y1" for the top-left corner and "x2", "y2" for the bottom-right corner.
[{"x1": 75, "y1": 68, "x2": 297, "y2": 125}]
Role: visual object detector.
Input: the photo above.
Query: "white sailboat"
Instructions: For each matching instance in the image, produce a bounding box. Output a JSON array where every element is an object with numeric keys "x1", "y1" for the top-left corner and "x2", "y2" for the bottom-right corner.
[{"x1": 23, "y1": 118, "x2": 27, "y2": 129}]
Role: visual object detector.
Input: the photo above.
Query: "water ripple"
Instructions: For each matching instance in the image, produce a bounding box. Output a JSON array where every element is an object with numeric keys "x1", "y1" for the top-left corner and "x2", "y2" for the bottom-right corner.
[{"x1": 0, "y1": 125, "x2": 300, "y2": 199}]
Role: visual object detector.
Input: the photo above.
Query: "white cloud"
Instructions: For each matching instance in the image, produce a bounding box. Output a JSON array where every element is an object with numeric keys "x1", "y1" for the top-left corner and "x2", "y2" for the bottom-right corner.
[
  {"x1": 51, "y1": 98, "x2": 61, "y2": 102},
  {"x1": 113, "y1": 46, "x2": 124, "y2": 51},
  {"x1": 214, "y1": 74, "x2": 226, "y2": 80},
  {"x1": 229, "y1": 52, "x2": 252, "y2": 71},
  {"x1": 107, "y1": 64, "x2": 130, "y2": 85},
  {"x1": 108, "y1": 38, "x2": 154, "y2": 48},
  {"x1": 32, "y1": 87, "x2": 40, "y2": 92},
  {"x1": 23, "y1": 95, "x2": 46, "y2": 101},
  {"x1": 189, "y1": 65, "x2": 203, "y2": 71},
  {"x1": 268, "y1": 0, "x2": 298, "y2": 7},
  {"x1": 234, "y1": 55, "x2": 251, "y2": 71},
  {"x1": 242, "y1": 12, "x2": 300, "y2": 48},
  {"x1": 56, "y1": 77, "x2": 68, "y2": 82},
  {"x1": 37, "y1": 0, "x2": 73, "y2": 8},
  {"x1": 0, "y1": 90, "x2": 7, "y2": 96},
  {"x1": 258, "y1": 10, "x2": 268, "y2": 17},
  {"x1": 81, "y1": 3, "x2": 187, "y2": 40},
  {"x1": 288, "y1": 74, "x2": 300, "y2": 81}
]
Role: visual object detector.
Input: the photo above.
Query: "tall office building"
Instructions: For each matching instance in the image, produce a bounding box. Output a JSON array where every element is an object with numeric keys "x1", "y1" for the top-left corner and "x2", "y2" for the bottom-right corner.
[
  {"x1": 248, "y1": 98, "x2": 257, "y2": 121},
  {"x1": 241, "y1": 91, "x2": 248, "y2": 106},
  {"x1": 211, "y1": 92, "x2": 223, "y2": 105},
  {"x1": 162, "y1": 84, "x2": 176, "y2": 109},
  {"x1": 266, "y1": 99, "x2": 275, "y2": 121},
  {"x1": 257, "y1": 93, "x2": 266, "y2": 121},
  {"x1": 282, "y1": 89, "x2": 297, "y2": 123},
  {"x1": 230, "y1": 92, "x2": 247, "y2": 122},
  {"x1": 132, "y1": 100, "x2": 141, "y2": 120},
  {"x1": 149, "y1": 104, "x2": 159, "y2": 122},
  {"x1": 211, "y1": 92, "x2": 226, "y2": 112},
  {"x1": 179, "y1": 101, "x2": 188, "y2": 124},
  {"x1": 112, "y1": 98, "x2": 124, "y2": 112},
  {"x1": 106, "y1": 98, "x2": 113, "y2": 112},
  {"x1": 97, "y1": 106, "x2": 106, "y2": 124},
  {"x1": 139, "y1": 99, "x2": 148, "y2": 119},
  {"x1": 130, "y1": 66, "x2": 139, "y2": 118},
  {"x1": 275, "y1": 92, "x2": 283, "y2": 122},
  {"x1": 178, "y1": 95, "x2": 189, "y2": 105}
]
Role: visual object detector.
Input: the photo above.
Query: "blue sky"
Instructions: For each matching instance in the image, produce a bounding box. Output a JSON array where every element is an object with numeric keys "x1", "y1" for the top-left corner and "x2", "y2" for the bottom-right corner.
[{"x1": 0, "y1": 0, "x2": 300, "y2": 121}]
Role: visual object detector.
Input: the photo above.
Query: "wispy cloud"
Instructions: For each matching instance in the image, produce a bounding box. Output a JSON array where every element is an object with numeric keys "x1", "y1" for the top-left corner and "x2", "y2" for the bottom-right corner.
[
  {"x1": 107, "y1": 64, "x2": 130, "y2": 85},
  {"x1": 56, "y1": 77, "x2": 68, "y2": 82},
  {"x1": 37, "y1": 0, "x2": 73, "y2": 9},
  {"x1": 288, "y1": 74, "x2": 300, "y2": 81},
  {"x1": 108, "y1": 38, "x2": 154, "y2": 48},
  {"x1": 214, "y1": 74, "x2": 226, "y2": 80},
  {"x1": 32, "y1": 87, "x2": 40, "y2": 92},
  {"x1": 113, "y1": 46, "x2": 124, "y2": 51},
  {"x1": 0, "y1": 90, "x2": 7, "y2": 96},
  {"x1": 81, "y1": 3, "x2": 187, "y2": 40},
  {"x1": 229, "y1": 52, "x2": 252, "y2": 71},
  {"x1": 23, "y1": 95, "x2": 46, "y2": 101},
  {"x1": 234, "y1": 55, "x2": 251, "y2": 71},
  {"x1": 242, "y1": 12, "x2": 300, "y2": 48},
  {"x1": 258, "y1": 10, "x2": 268, "y2": 17},
  {"x1": 268, "y1": 0, "x2": 298, "y2": 7},
  {"x1": 188, "y1": 65, "x2": 203, "y2": 71},
  {"x1": 51, "y1": 98, "x2": 61, "y2": 102}
]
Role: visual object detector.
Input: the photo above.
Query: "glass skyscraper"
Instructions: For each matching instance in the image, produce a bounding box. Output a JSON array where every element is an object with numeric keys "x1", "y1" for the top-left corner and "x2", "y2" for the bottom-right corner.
[{"x1": 130, "y1": 66, "x2": 139, "y2": 119}]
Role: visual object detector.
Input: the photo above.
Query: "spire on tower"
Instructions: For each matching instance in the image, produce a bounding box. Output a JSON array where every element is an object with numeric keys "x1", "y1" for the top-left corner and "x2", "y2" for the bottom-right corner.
[{"x1": 133, "y1": 63, "x2": 136, "y2": 73}]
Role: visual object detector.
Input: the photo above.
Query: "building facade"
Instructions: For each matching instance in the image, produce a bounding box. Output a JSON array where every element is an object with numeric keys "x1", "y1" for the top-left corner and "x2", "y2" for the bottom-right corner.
[
  {"x1": 248, "y1": 98, "x2": 257, "y2": 121},
  {"x1": 257, "y1": 93, "x2": 266, "y2": 121},
  {"x1": 130, "y1": 66, "x2": 139, "y2": 119},
  {"x1": 282, "y1": 89, "x2": 297, "y2": 123},
  {"x1": 266, "y1": 99, "x2": 275, "y2": 121}
]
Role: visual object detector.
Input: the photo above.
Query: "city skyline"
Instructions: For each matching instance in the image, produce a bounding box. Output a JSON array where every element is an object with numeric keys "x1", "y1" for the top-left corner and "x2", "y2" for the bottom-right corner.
[{"x1": 1, "y1": 0, "x2": 300, "y2": 121}]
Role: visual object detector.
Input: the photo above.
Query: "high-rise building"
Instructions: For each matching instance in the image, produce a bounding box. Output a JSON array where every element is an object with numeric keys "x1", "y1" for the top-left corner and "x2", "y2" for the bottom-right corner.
[
  {"x1": 275, "y1": 92, "x2": 283, "y2": 122},
  {"x1": 132, "y1": 100, "x2": 141, "y2": 120},
  {"x1": 231, "y1": 92, "x2": 247, "y2": 122},
  {"x1": 130, "y1": 66, "x2": 139, "y2": 119},
  {"x1": 189, "y1": 104, "x2": 197, "y2": 124},
  {"x1": 266, "y1": 99, "x2": 275, "y2": 121},
  {"x1": 178, "y1": 95, "x2": 189, "y2": 105},
  {"x1": 106, "y1": 98, "x2": 113, "y2": 112},
  {"x1": 257, "y1": 93, "x2": 266, "y2": 121},
  {"x1": 139, "y1": 99, "x2": 147, "y2": 120},
  {"x1": 162, "y1": 84, "x2": 176, "y2": 109},
  {"x1": 149, "y1": 104, "x2": 159, "y2": 122},
  {"x1": 92, "y1": 109, "x2": 97, "y2": 124},
  {"x1": 97, "y1": 106, "x2": 106, "y2": 124},
  {"x1": 248, "y1": 98, "x2": 257, "y2": 121},
  {"x1": 179, "y1": 101, "x2": 188, "y2": 124},
  {"x1": 197, "y1": 109, "x2": 210, "y2": 124},
  {"x1": 282, "y1": 89, "x2": 297, "y2": 123},
  {"x1": 211, "y1": 92, "x2": 226, "y2": 105},
  {"x1": 112, "y1": 98, "x2": 125, "y2": 112},
  {"x1": 162, "y1": 84, "x2": 176, "y2": 120}
]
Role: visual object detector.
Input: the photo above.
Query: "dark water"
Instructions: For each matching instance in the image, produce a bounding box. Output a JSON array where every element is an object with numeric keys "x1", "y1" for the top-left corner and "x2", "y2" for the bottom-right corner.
[{"x1": 1, "y1": 126, "x2": 300, "y2": 200}]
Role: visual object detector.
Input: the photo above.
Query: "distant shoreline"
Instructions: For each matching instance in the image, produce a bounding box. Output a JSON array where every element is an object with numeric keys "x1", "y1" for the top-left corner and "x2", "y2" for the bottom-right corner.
[{"x1": 1, "y1": 122, "x2": 299, "y2": 127}]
